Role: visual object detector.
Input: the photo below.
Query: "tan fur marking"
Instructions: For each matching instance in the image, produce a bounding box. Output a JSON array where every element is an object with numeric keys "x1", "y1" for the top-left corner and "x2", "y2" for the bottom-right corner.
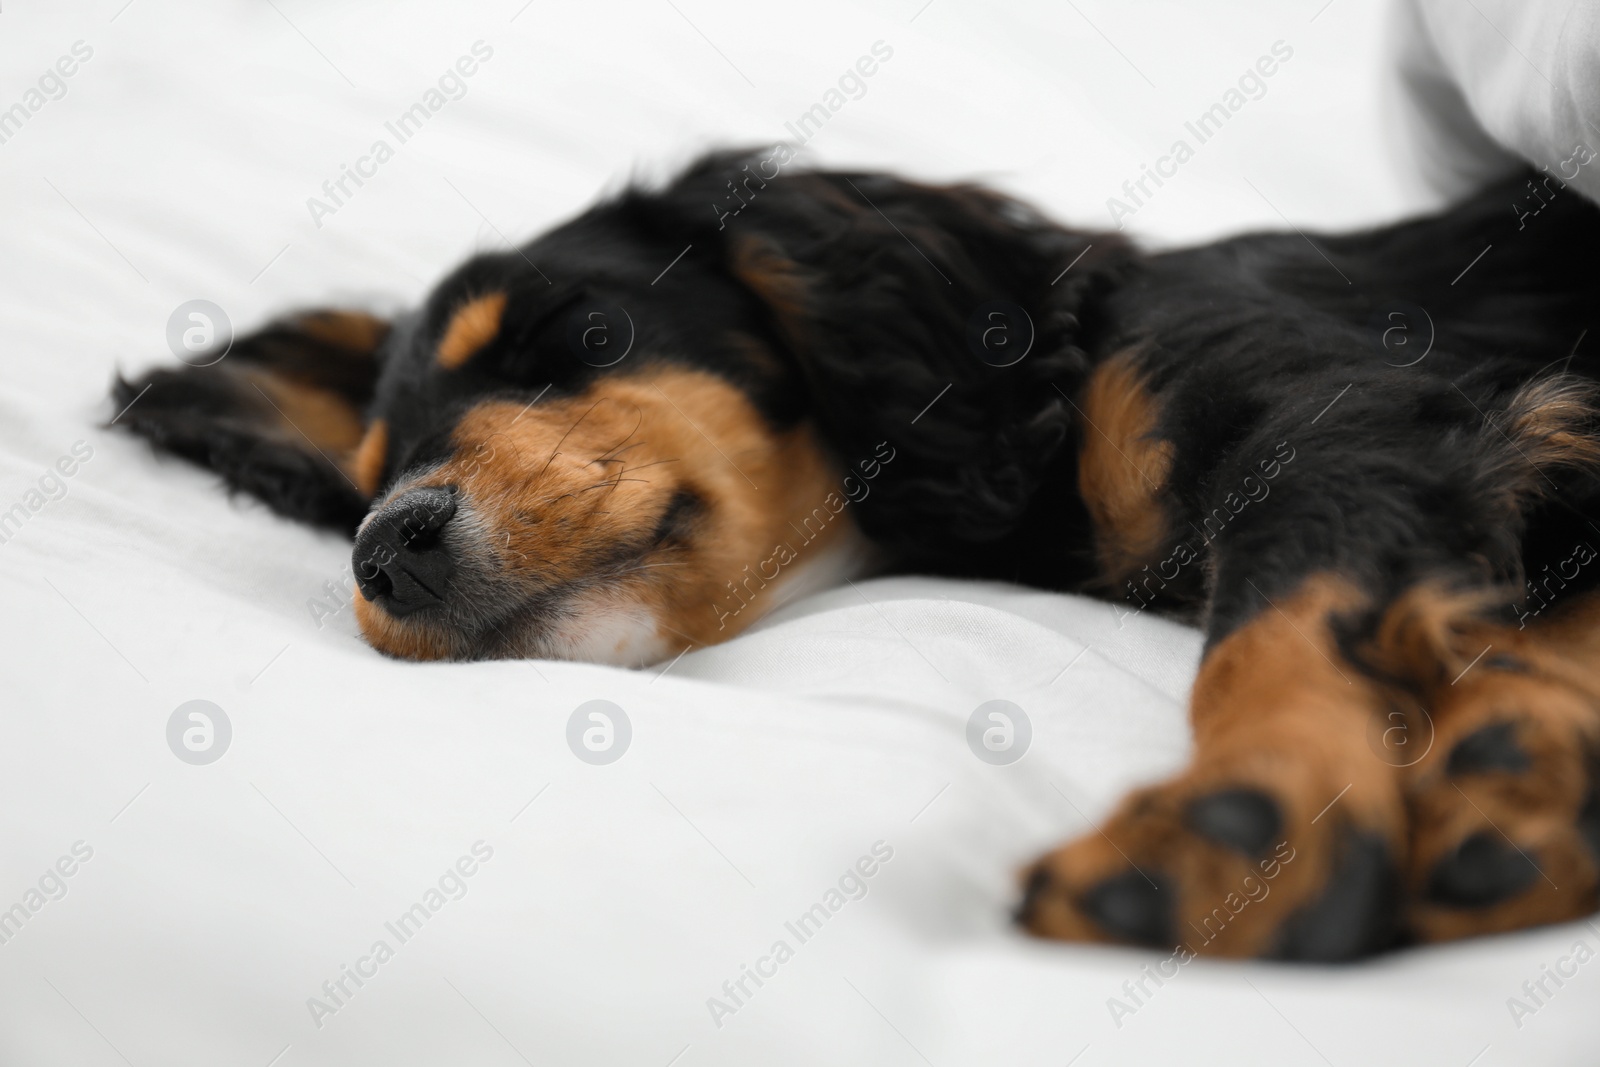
[
  {"x1": 1336, "y1": 582, "x2": 1498, "y2": 692},
  {"x1": 246, "y1": 371, "x2": 365, "y2": 454},
  {"x1": 1077, "y1": 353, "x2": 1175, "y2": 583},
  {"x1": 1393, "y1": 587, "x2": 1600, "y2": 941},
  {"x1": 297, "y1": 310, "x2": 389, "y2": 353},
  {"x1": 1187, "y1": 576, "x2": 1396, "y2": 829},
  {"x1": 1021, "y1": 575, "x2": 1406, "y2": 956},
  {"x1": 349, "y1": 419, "x2": 388, "y2": 499},
  {"x1": 352, "y1": 587, "x2": 454, "y2": 660},
  {"x1": 1503, "y1": 376, "x2": 1600, "y2": 468},
  {"x1": 1023, "y1": 570, "x2": 1600, "y2": 954},
  {"x1": 1360, "y1": 578, "x2": 1600, "y2": 699},
  {"x1": 730, "y1": 235, "x2": 811, "y2": 338},
  {"x1": 1479, "y1": 375, "x2": 1600, "y2": 519},
  {"x1": 435, "y1": 292, "x2": 508, "y2": 370},
  {"x1": 725, "y1": 330, "x2": 786, "y2": 378},
  {"x1": 354, "y1": 367, "x2": 860, "y2": 661}
]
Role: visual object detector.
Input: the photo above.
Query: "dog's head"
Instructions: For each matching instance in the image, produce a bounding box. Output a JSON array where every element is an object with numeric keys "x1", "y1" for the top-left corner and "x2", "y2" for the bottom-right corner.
[{"x1": 117, "y1": 151, "x2": 1122, "y2": 662}]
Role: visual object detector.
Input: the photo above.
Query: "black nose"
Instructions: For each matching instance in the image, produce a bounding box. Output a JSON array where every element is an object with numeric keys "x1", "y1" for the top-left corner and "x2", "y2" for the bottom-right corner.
[{"x1": 353, "y1": 486, "x2": 459, "y2": 616}]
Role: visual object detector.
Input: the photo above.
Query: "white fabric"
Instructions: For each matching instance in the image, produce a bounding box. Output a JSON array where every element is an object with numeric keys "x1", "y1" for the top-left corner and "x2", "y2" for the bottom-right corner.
[
  {"x1": 2, "y1": 1, "x2": 1597, "y2": 1064},
  {"x1": 1393, "y1": 0, "x2": 1600, "y2": 203}
]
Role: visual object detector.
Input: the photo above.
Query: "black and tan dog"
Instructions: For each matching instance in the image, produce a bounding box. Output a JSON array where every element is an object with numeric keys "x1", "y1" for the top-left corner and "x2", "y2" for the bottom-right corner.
[{"x1": 116, "y1": 150, "x2": 1600, "y2": 960}]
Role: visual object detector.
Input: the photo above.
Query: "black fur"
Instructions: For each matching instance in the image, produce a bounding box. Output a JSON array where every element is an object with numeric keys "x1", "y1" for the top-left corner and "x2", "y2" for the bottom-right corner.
[
  {"x1": 1093, "y1": 172, "x2": 1600, "y2": 644},
  {"x1": 111, "y1": 315, "x2": 382, "y2": 530},
  {"x1": 114, "y1": 152, "x2": 1600, "y2": 658}
]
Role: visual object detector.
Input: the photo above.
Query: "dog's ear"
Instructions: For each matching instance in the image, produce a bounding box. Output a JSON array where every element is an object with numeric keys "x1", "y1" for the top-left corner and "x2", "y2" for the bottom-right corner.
[
  {"x1": 682, "y1": 154, "x2": 1132, "y2": 565},
  {"x1": 113, "y1": 309, "x2": 390, "y2": 533}
]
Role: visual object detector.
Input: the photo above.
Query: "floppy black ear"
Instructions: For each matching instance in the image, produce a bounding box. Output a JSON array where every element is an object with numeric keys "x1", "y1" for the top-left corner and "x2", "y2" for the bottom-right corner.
[
  {"x1": 673, "y1": 151, "x2": 1133, "y2": 566},
  {"x1": 112, "y1": 309, "x2": 390, "y2": 533}
]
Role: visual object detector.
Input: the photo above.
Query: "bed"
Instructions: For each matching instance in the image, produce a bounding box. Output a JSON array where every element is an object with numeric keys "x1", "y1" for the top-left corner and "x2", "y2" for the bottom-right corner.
[{"x1": 2, "y1": 0, "x2": 1595, "y2": 1063}]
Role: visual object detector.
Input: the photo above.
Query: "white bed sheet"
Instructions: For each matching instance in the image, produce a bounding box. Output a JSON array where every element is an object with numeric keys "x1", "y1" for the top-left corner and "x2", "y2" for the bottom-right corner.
[{"x1": 2, "y1": 1, "x2": 1597, "y2": 1064}]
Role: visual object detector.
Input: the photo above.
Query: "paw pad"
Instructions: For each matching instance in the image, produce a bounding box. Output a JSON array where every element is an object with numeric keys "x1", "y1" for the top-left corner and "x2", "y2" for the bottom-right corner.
[
  {"x1": 1580, "y1": 789, "x2": 1600, "y2": 863},
  {"x1": 1446, "y1": 722, "x2": 1530, "y2": 775},
  {"x1": 1275, "y1": 830, "x2": 1397, "y2": 961},
  {"x1": 1082, "y1": 869, "x2": 1172, "y2": 946},
  {"x1": 1185, "y1": 788, "x2": 1282, "y2": 856},
  {"x1": 1013, "y1": 865, "x2": 1052, "y2": 926},
  {"x1": 1426, "y1": 832, "x2": 1540, "y2": 907}
]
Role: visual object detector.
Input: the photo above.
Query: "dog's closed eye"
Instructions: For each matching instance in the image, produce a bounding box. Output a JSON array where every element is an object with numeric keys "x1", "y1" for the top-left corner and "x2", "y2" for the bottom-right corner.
[{"x1": 650, "y1": 488, "x2": 703, "y2": 547}]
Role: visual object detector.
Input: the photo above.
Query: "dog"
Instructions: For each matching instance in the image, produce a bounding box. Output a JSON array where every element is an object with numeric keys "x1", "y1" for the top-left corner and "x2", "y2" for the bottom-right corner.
[{"x1": 115, "y1": 149, "x2": 1600, "y2": 960}]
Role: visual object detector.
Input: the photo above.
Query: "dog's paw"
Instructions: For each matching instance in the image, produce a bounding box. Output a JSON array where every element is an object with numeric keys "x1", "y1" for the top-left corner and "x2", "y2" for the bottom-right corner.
[
  {"x1": 1404, "y1": 659, "x2": 1600, "y2": 941},
  {"x1": 1014, "y1": 575, "x2": 1418, "y2": 959},
  {"x1": 1015, "y1": 751, "x2": 1404, "y2": 960}
]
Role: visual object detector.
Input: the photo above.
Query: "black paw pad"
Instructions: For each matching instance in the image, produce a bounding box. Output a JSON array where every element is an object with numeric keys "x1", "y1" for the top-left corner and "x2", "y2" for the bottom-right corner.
[
  {"x1": 1580, "y1": 788, "x2": 1600, "y2": 866},
  {"x1": 1273, "y1": 830, "x2": 1398, "y2": 961},
  {"x1": 1446, "y1": 722, "x2": 1530, "y2": 776},
  {"x1": 1426, "y1": 832, "x2": 1540, "y2": 907},
  {"x1": 1081, "y1": 869, "x2": 1172, "y2": 946},
  {"x1": 1013, "y1": 866, "x2": 1051, "y2": 926},
  {"x1": 1185, "y1": 788, "x2": 1283, "y2": 856}
]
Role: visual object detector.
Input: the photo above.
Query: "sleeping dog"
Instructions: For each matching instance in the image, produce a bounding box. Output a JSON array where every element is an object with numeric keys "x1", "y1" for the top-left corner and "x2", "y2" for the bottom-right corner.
[{"x1": 116, "y1": 150, "x2": 1600, "y2": 960}]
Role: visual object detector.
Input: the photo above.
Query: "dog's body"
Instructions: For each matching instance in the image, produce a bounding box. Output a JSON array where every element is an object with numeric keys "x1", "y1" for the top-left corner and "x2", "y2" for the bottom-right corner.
[{"x1": 117, "y1": 151, "x2": 1600, "y2": 959}]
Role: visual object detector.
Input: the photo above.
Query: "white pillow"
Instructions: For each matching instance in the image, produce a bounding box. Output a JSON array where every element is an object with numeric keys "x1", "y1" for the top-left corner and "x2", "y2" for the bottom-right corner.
[{"x1": 1393, "y1": 0, "x2": 1600, "y2": 201}]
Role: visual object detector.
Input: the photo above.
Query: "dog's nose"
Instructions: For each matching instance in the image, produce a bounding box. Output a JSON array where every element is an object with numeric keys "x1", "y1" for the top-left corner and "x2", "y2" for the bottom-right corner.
[{"x1": 353, "y1": 486, "x2": 459, "y2": 616}]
